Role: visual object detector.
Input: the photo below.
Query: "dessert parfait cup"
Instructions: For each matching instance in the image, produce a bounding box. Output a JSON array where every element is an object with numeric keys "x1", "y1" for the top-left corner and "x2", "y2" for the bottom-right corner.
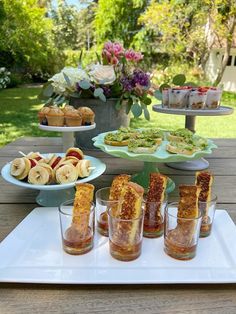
[
  {"x1": 169, "y1": 88, "x2": 190, "y2": 109},
  {"x1": 199, "y1": 194, "x2": 217, "y2": 238},
  {"x1": 95, "y1": 187, "x2": 119, "y2": 237},
  {"x1": 189, "y1": 90, "x2": 207, "y2": 110},
  {"x1": 143, "y1": 194, "x2": 168, "y2": 238},
  {"x1": 206, "y1": 88, "x2": 222, "y2": 109},
  {"x1": 108, "y1": 207, "x2": 144, "y2": 261},
  {"x1": 164, "y1": 202, "x2": 202, "y2": 260},
  {"x1": 59, "y1": 199, "x2": 95, "y2": 255},
  {"x1": 162, "y1": 88, "x2": 169, "y2": 107}
]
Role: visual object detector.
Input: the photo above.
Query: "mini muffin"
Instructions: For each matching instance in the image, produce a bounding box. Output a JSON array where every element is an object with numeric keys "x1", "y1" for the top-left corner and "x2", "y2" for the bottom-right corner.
[
  {"x1": 46, "y1": 106, "x2": 64, "y2": 127},
  {"x1": 77, "y1": 107, "x2": 95, "y2": 125},
  {"x1": 62, "y1": 105, "x2": 75, "y2": 114},
  {"x1": 65, "y1": 108, "x2": 82, "y2": 127},
  {"x1": 38, "y1": 106, "x2": 51, "y2": 124}
]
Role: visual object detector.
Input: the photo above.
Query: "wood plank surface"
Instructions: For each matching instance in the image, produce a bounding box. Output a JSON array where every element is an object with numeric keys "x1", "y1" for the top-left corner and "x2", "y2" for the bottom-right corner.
[{"x1": 0, "y1": 136, "x2": 236, "y2": 314}]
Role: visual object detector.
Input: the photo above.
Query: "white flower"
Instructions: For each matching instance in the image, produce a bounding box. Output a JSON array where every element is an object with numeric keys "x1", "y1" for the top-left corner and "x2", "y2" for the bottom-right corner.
[
  {"x1": 49, "y1": 67, "x2": 89, "y2": 94},
  {"x1": 89, "y1": 65, "x2": 116, "y2": 85}
]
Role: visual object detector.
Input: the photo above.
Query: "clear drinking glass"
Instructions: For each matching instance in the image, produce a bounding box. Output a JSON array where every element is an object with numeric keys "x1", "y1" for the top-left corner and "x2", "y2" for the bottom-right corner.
[
  {"x1": 95, "y1": 187, "x2": 119, "y2": 237},
  {"x1": 143, "y1": 195, "x2": 168, "y2": 238},
  {"x1": 108, "y1": 207, "x2": 144, "y2": 261},
  {"x1": 199, "y1": 194, "x2": 217, "y2": 237},
  {"x1": 164, "y1": 202, "x2": 202, "y2": 260},
  {"x1": 59, "y1": 199, "x2": 95, "y2": 255}
]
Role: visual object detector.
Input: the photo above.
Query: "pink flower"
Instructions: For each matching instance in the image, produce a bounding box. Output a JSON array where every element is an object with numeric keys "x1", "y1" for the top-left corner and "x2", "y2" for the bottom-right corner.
[
  {"x1": 102, "y1": 41, "x2": 124, "y2": 64},
  {"x1": 125, "y1": 49, "x2": 143, "y2": 62}
]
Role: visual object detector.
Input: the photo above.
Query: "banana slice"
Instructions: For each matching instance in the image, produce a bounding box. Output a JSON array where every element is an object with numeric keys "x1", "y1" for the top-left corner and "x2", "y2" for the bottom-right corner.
[
  {"x1": 76, "y1": 160, "x2": 91, "y2": 178},
  {"x1": 10, "y1": 158, "x2": 26, "y2": 177},
  {"x1": 26, "y1": 152, "x2": 44, "y2": 161},
  {"x1": 53, "y1": 157, "x2": 66, "y2": 171},
  {"x1": 15, "y1": 157, "x2": 31, "y2": 180},
  {"x1": 56, "y1": 164, "x2": 78, "y2": 184},
  {"x1": 39, "y1": 163, "x2": 55, "y2": 184},
  {"x1": 28, "y1": 165, "x2": 50, "y2": 185}
]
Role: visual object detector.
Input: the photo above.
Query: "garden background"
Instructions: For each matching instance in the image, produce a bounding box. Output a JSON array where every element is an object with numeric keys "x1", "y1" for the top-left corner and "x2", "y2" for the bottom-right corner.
[{"x1": 0, "y1": 0, "x2": 236, "y2": 147}]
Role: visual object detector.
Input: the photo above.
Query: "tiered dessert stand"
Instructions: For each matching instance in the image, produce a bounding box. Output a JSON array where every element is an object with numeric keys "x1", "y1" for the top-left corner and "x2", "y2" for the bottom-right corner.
[
  {"x1": 93, "y1": 131, "x2": 217, "y2": 192},
  {"x1": 152, "y1": 105, "x2": 233, "y2": 170},
  {"x1": 39, "y1": 124, "x2": 96, "y2": 152},
  {"x1": 1, "y1": 154, "x2": 106, "y2": 207},
  {"x1": 2, "y1": 123, "x2": 105, "y2": 207}
]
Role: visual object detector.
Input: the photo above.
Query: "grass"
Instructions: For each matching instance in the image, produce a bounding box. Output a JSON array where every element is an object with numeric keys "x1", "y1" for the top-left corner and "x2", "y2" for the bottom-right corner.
[
  {"x1": 0, "y1": 86, "x2": 235, "y2": 148},
  {"x1": 0, "y1": 86, "x2": 60, "y2": 147}
]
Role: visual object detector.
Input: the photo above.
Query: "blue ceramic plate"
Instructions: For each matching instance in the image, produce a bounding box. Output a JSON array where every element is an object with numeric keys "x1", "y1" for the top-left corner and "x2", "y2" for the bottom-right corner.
[{"x1": 1, "y1": 154, "x2": 106, "y2": 191}]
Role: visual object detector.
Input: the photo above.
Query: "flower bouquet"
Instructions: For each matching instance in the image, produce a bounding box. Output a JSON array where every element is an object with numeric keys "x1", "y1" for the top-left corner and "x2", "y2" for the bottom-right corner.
[{"x1": 40, "y1": 41, "x2": 152, "y2": 120}]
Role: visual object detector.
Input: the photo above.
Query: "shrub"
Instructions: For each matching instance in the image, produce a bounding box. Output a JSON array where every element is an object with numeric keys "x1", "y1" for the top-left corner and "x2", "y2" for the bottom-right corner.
[{"x1": 0, "y1": 67, "x2": 10, "y2": 89}]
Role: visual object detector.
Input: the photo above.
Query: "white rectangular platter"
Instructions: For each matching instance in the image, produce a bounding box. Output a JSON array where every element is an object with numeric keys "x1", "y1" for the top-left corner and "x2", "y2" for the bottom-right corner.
[{"x1": 0, "y1": 207, "x2": 236, "y2": 284}]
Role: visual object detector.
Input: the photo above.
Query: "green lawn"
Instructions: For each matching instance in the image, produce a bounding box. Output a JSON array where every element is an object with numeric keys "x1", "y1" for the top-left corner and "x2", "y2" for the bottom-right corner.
[
  {"x1": 0, "y1": 86, "x2": 235, "y2": 148},
  {"x1": 0, "y1": 86, "x2": 60, "y2": 147}
]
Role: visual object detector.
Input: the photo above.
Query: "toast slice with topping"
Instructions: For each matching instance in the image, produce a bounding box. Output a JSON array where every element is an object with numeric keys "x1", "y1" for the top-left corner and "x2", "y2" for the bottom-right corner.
[
  {"x1": 144, "y1": 173, "x2": 167, "y2": 229},
  {"x1": 72, "y1": 183, "x2": 94, "y2": 233}
]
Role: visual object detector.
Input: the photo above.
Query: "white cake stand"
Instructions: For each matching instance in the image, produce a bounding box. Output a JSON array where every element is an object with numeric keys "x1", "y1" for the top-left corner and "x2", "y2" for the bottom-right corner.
[
  {"x1": 1, "y1": 154, "x2": 106, "y2": 207},
  {"x1": 152, "y1": 105, "x2": 234, "y2": 170},
  {"x1": 39, "y1": 124, "x2": 96, "y2": 152}
]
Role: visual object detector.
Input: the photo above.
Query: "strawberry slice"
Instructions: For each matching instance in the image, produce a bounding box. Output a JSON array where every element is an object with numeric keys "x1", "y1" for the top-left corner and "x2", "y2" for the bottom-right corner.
[
  {"x1": 51, "y1": 156, "x2": 62, "y2": 169},
  {"x1": 66, "y1": 151, "x2": 83, "y2": 160},
  {"x1": 29, "y1": 159, "x2": 37, "y2": 168}
]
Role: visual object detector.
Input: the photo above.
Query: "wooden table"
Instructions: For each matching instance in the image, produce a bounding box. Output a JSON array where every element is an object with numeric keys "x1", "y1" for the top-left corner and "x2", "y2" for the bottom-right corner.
[{"x1": 0, "y1": 137, "x2": 236, "y2": 313}]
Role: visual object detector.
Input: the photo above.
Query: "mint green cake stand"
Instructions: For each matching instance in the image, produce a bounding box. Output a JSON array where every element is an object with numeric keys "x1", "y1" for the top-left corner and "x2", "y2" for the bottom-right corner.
[{"x1": 92, "y1": 131, "x2": 217, "y2": 192}]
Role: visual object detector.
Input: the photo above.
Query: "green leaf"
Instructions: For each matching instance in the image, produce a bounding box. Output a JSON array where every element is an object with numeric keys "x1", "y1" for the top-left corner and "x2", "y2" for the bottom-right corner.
[
  {"x1": 126, "y1": 100, "x2": 132, "y2": 114},
  {"x1": 131, "y1": 103, "x2": 142, "y2": 117},
  {"x1": 38, "y1": 82, "x2": 54, "y2": 99},
  {"x1": 154, "y1": 90, "x2": 163, "y2": 100},
  {"x1": 63, "y1": 72, "x2": 72, "y2": 87},
  {"x1": 79, "y1": 50, "x2": 83, "y2": 64},
  {"x1": 115, "y1": 99, "x2": 122, "y2": 110},
  {"x1": 44, "y1": 97, "x2": 54, "y2": 106},
  {"x1": 172, "y1": 74, "x2": 186, "y2": 86},
  {"x1": 123, "y1": 91, "x2": 130, "y2": 98},
  {"x1": 79, "y1": 79, "x2": 91, "y2": 90},
  {"x1": 144, "y1": 107, "x2": 150, "y2": 121},
  {"x1": 70, "y1": 92, "x2": 81, "y2": 98},
  {"x1": 54, "y1": 95, "x2": 65, "y2": 105},
  {"x1": 96, "y1": 52, "x2": 101, "y2": 64},
  {"x1": 98, "y1": 93, "x2": 106, "y2": 102},
  {"x1": 142, "y1": 96, "x2": 152, "y2": 106},
  {"x1": 94, "y1": 87, "x2": 104, "y2": 97},
  {"x1": 159, "y1": 83, "x2": 171, "y2": 92}
]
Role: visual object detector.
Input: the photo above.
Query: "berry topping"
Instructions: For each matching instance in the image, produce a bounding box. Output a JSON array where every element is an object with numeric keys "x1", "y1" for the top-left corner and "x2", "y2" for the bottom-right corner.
[
  {"x1": 67, "y1": 151, "x2": 83, "y2": 160},
  {"x1": 51, "y1": 156, "x2": 62, "y2": 169}
]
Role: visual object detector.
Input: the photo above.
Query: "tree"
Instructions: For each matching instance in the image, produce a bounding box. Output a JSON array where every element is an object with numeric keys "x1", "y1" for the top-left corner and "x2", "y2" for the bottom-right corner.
[
  {"x1": 139, "y1": 0, "x2": 208, "y2": 64},
  {"x1": 139, "y1": 0, "x2": 236, "y2": 85},
  {"x1": 0, "y1": 0, "x2": 60, "y2": 76},
  {"x1": 94, "y1": 0, "x2": 149, "y2": 47},
  {"x1": 51, "y1": 0, "x2": 80, "y2": 50},
  {"x1": 208, "y1": 0, "x2": 236, "y2": 85}
]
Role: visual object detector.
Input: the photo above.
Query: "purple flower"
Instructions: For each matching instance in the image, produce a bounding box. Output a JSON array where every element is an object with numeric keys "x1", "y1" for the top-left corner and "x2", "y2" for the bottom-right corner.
[
  {"x1": 121, "y1": 77, "x2": 135, "y2": 91},
  {"x1": 101, "y1": 85, "x2": 111, "y2": 97},
  {"x1": 76, "y1": 82, "x2": 81, "y2": 92},
  {"x1": 132, "y1": 70, "x2": 150, "y2": 87}
]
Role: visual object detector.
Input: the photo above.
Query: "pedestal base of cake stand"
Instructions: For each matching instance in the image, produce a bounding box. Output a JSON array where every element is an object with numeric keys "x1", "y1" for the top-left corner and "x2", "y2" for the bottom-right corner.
[
  {"x1": 166, "y1": 158, "x2": 209, "y2": 171},
  {"x1": 131, "y1": 162, "x2": 175, "y2": 193},
  {"x1": 36, "y1": 188, "x2": 75, "y2": 207}
]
